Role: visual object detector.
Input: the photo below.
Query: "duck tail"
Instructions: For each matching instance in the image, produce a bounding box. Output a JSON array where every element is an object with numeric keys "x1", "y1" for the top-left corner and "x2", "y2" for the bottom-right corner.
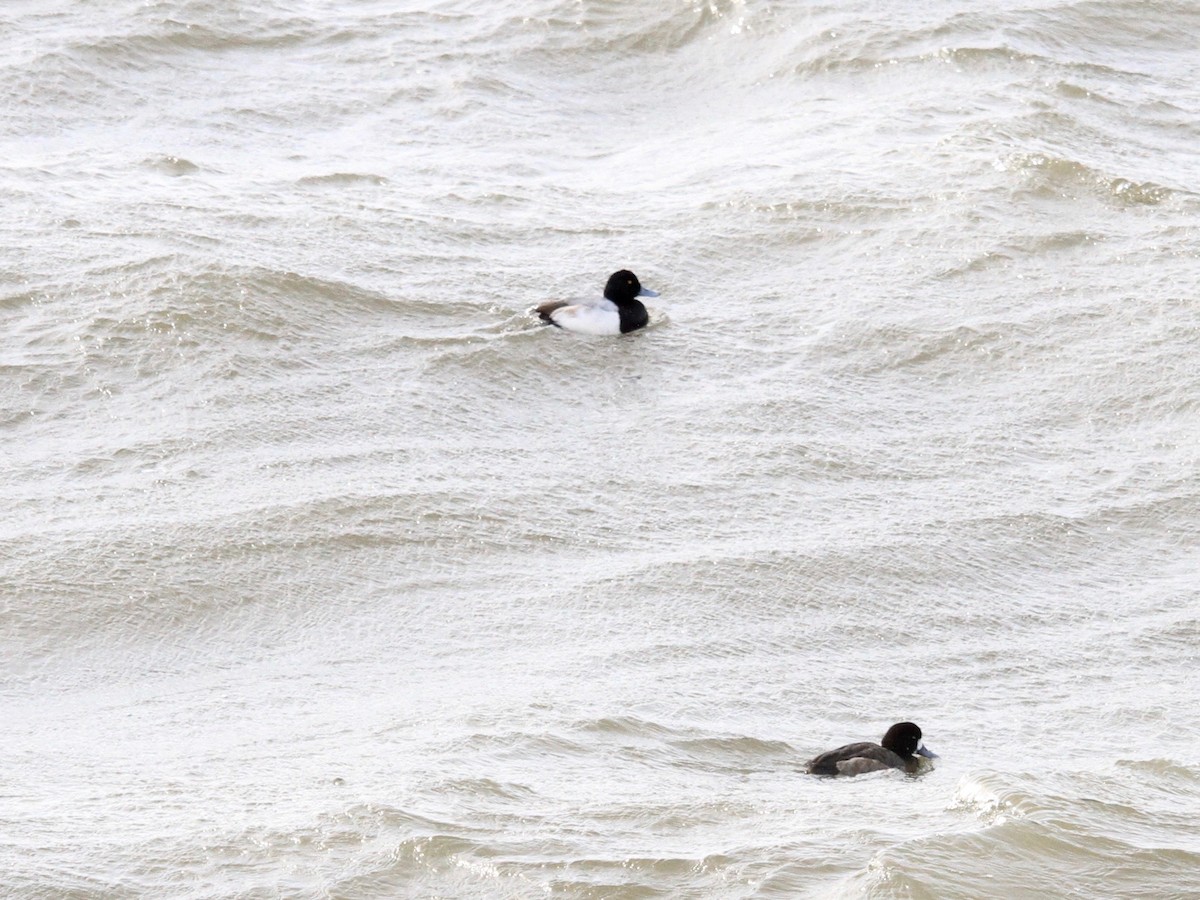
[{"x1": 534, "y1": 300, "x2": 567, "y2": 326}]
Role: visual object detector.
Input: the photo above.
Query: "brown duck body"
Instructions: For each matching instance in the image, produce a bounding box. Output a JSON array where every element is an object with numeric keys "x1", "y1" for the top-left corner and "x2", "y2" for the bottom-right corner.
[{"x1": 805, "y1": 742, "x2": 912, "y2": 776}]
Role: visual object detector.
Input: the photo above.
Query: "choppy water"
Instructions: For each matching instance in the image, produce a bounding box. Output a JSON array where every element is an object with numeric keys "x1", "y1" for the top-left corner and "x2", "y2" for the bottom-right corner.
[{"x1": 3, "y1": 1, "x2": 1200, "y2": 897}]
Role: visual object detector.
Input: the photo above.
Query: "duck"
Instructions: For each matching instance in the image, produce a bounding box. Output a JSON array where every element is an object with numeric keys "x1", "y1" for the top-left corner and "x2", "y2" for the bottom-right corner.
[
  {"x1": 805, "y1": 722, "x2": 937, "y2": 777},
  {"x1": 535, "y1": 270, "x2": 658, "y2": 335}
]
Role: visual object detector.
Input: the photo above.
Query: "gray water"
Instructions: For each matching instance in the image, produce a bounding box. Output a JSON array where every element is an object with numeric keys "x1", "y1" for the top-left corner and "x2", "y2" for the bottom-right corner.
[{"x1": 3, "y1": 1, "x2": 1200, "y2": 897}]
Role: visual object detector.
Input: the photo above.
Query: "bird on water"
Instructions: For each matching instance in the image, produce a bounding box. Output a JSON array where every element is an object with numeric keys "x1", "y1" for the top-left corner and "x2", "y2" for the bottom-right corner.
[
  {"x1": 805, "y1": 722, "x2": 938, "y2": 777},
  {"x1": 534, "y1": 269, "x2": 658, "y2": 335}
]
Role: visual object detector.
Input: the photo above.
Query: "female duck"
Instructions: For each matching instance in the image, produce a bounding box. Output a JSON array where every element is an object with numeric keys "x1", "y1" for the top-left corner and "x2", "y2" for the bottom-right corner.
[
  {"x1": 535, "y1": 270, "x2": 658, "y2": 335},
  {"x1": 806, "y1": 722, "x2": 937, "y2": 777}
]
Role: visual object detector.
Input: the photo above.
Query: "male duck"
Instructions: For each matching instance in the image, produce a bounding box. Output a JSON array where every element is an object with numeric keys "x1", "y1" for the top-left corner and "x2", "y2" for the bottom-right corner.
[
  {"x1": 535, "y1": 270, "x2": 658, "y2": 335},
  {"x1": 805, "y1": 722, "x2": 938, "y2": 777}
]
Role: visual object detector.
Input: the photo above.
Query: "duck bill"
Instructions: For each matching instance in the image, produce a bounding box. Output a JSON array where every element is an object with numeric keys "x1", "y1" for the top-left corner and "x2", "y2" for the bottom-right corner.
[
  {"x1": 637, "y1": 287, "x2": 659, "y2": 297},
  {"x1": 916, "y1": 744, "x2": 939, "y2": 759}
]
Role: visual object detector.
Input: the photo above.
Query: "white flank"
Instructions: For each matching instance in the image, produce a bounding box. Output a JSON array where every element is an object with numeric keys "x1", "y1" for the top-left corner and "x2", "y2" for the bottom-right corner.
[{"x1": 549, "y1": 302, "x2": 623, "y2": 335}]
